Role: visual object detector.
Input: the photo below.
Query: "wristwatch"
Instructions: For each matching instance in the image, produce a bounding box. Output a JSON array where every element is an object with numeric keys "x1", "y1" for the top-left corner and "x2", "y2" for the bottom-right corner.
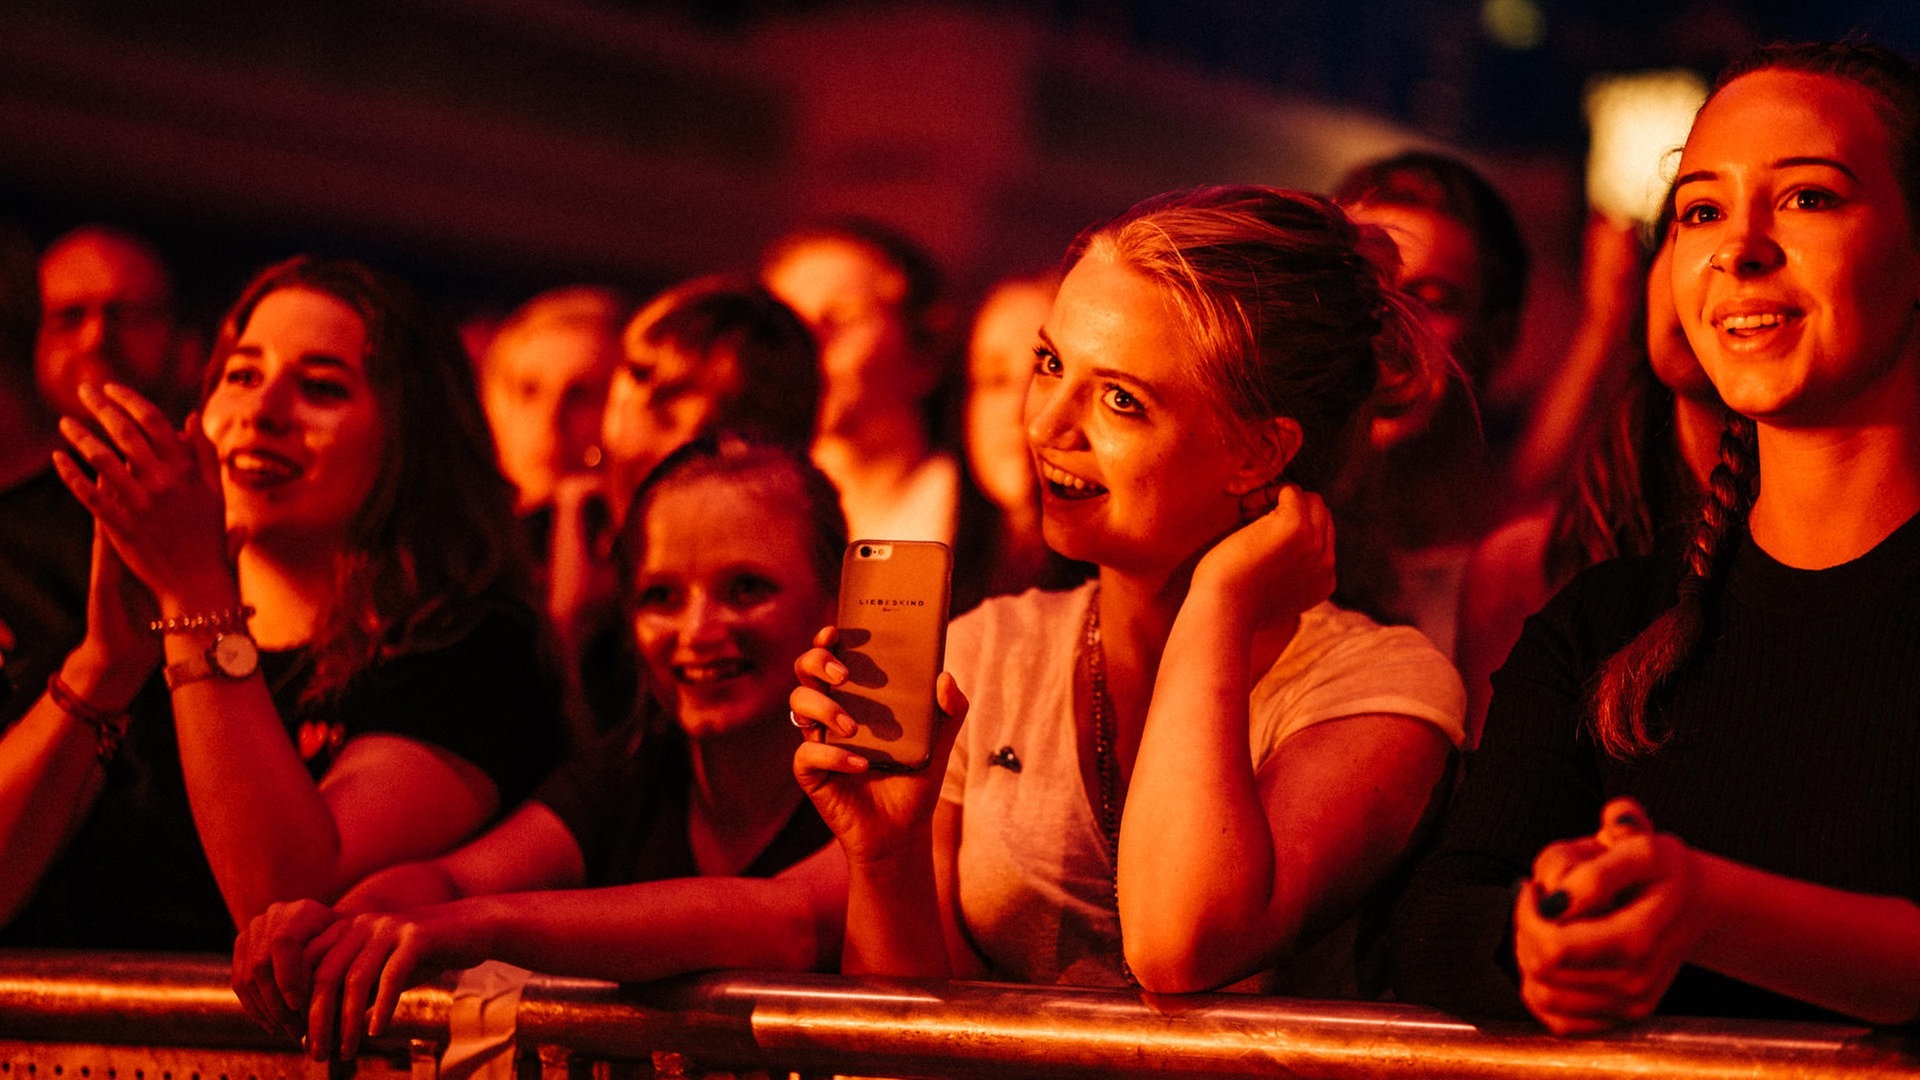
[{"x1": 163, "y1": 631, "x2": 262, "y2": 691}]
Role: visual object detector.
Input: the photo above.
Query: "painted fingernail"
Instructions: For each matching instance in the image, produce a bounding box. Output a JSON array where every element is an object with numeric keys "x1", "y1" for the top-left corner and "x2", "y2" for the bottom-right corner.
[
  {"x1": 1535, "y1": 889, "x2": 1571, "y2": 919},
  {"x1": 825, "y1": 660, "x2": 849, "y2": 682},
  {"x1": 846, "y1": 755, "x2": 868, "y2": 770}
]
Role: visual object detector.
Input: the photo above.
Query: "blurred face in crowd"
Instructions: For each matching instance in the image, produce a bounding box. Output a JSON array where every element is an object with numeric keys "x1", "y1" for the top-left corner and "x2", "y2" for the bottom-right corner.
[
  {"x1": 1671, "y1": 69, "x2": 1920, "y2": 429},
  {"x1": 482, "y1": 320, "x2": 616, "y2": 514},
  {"x1": 37, "y1": 229, "x2": 185, "y2": 420},
  {"x1": 601, "y1": 320, "x2": 742, "y2": 512},
  {"x1": 966, "y1": 280, "x2": 1053, "y2": 513},
  {"x1": 1025, "y1": 250, "x2": 1263, "y2": 578},
  {"x1": 1344, "y1": 202, "x2": 1468, "y2": 447},
  {"x1": 1645, "y1": 231, "x2": 1714, "y2": 402},
  {"x1": 201, "y1": 287, "x2": 384, "y2": 549},
  {"x1": 764, "y1": 238, "x2": 928, "y2": 437},
  {"x1": 1346, "y1": 201, "x2": 1482, "y2": 364},
  {"x1": 631, "y1": 477, "x2": 831, "y2": 743}
]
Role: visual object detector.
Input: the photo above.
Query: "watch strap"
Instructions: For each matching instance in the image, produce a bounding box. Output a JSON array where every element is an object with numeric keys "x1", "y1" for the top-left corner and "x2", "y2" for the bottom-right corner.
[{"x1": 163, "y1": 653, "x2": 218, "y2": 691}]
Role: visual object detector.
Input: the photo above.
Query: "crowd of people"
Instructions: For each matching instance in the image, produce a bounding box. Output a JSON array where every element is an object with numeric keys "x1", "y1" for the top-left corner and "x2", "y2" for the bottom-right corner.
[{"x1": 1, "y1": 36, "x2": 1918, "y2": 1055}]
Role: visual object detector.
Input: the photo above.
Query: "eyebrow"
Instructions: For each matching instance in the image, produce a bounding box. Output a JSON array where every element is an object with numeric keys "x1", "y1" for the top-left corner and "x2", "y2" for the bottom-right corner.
[{"x1": 1673, "y1": 156, "x2": 1859, "y2": 191}]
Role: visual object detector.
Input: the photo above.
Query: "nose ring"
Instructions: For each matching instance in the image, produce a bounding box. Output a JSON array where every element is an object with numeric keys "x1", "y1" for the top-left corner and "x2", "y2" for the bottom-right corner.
[{"x1": 1708, "y1": 251, "x2": 1726, "y2": 272}]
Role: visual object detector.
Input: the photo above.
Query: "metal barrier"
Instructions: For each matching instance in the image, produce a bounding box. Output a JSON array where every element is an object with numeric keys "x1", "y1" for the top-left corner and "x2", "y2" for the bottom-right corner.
[{"x1": 0, "y1": 950, "x2": 1916, "y2": 1079}]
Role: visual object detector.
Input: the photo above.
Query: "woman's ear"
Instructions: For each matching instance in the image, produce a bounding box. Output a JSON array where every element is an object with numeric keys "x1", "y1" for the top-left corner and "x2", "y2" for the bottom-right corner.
[{"x1": 1224, "y1": 416, "x2": 1303, "y2": 496}]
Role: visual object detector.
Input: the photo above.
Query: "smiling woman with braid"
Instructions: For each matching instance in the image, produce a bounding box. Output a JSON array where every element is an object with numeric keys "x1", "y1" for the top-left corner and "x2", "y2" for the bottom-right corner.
[{"x1": 1392, "y1": 40, "x2": 1920, "y2": 1032}]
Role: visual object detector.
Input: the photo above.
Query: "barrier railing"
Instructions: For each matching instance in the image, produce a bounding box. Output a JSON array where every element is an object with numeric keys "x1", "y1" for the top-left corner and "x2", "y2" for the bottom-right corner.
[{"x1": 0, "y1": 950, "x2": 1916, "y2": 1079}]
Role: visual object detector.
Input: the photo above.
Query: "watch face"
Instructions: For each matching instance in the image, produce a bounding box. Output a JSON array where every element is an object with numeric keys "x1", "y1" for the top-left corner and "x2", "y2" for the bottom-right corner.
[{"x1": 211, "y1": 633, "x2": 260, "y2": 679}]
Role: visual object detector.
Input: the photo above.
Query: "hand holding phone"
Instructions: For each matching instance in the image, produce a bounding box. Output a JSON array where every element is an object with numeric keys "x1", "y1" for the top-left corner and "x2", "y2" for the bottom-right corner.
[{"x1": 824, "y1": 540, "x2": 952, "y2": 770}]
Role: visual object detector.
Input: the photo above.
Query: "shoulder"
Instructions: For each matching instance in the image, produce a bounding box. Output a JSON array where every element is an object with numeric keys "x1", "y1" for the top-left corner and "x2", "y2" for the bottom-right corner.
[
  {"x1": 1255, "y1": 602, "x2": 1468, "y2": 752},
  {"x1": 1524, "y1": 553, "x2": 1678, "y2": 663}
]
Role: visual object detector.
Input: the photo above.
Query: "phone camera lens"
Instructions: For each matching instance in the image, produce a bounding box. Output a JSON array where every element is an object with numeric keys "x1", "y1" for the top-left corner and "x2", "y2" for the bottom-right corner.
[{"x1": 858, "y1": 545, "x2": 872, "y2": 558}]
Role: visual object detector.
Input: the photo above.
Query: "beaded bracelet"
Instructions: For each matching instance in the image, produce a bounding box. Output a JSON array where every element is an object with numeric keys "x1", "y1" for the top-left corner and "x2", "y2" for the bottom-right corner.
[
  {"x1": 147, "y1": 604, "x2": 255, "y2": 637},
  {"x1": 46, "y1": 672, "x2": 131, "y2": 765}
]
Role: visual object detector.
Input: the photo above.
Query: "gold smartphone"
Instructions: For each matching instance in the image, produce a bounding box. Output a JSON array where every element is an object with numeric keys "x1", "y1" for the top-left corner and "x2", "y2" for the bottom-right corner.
[{"x1": 827, "y1": 540, "x2": 952, "y2": 771}]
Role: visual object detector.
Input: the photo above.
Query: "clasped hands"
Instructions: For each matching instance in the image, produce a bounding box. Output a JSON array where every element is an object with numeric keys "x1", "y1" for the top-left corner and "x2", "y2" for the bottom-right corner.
[
  {"x1": 1515, "y1": 797, "x2": 1711, "y2": 1035},
  {"x1": 234, "y1": 899, "x2": 474, "y2": 1061}
]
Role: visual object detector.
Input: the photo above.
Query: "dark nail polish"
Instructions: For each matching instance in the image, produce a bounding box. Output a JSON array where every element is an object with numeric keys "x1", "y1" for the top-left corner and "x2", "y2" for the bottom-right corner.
[
  {"x1": 1535, "y1": 889, "x2": 1571, "y2": 919},
  {"x1": 1614, "y1": 811, "x2": 1646, "y2": 831}
]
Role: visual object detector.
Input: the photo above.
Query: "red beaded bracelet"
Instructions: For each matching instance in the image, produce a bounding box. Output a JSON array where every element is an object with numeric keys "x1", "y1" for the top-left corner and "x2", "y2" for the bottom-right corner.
[{"x1": 46, "y1": 672, "x2": 130, "y2": 765}]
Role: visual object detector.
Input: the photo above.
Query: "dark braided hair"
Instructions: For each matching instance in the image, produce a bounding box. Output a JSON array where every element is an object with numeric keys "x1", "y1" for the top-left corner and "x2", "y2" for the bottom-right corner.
[
  {"x1": 1586, "y1": 412, "x2": 1756, "y2": 756},
  {"x1": 1582, "y1": 40, "x2": 1920, "y2": 758}
]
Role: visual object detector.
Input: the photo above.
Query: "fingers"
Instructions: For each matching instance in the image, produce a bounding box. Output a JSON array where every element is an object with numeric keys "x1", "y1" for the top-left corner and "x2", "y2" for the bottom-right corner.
[
  {"x1": 793, "y1": 739, "x2": 871, "y2": 791},
  {"x1": 1598, "y1": 797, "x2": 1651, "y2": 845},
  {"x1": 232, "y1": 921, "x2": 284, "y2": 1037},
  {"x1": 791, "y1": 632, "x2": 854, "y2": 739},
  {"x1": 794, "y1": 634, "x2": 847, "y2": 686},
  {"x1": 98, "y1": 383, "x2": 185, "y2": 467},
  {"x1": 304, "y1": 920, "x2": 366, "y2": 1060},
  {"x1": 268, "y1": 901, "x2": 338, "y2": 1014},
  {"x1": 335, "y1": 928, "x2": 403, "y2": 1059},
  {"x1": 790, "y1": 685, "x2": 856, "y2": 739},
  {"x1": 77, "y1": 384, "x2": 163, "y2": 475},
  {"x1": 54, "y1": 424, "x2": 141, "y2": 520},
  {"x1": 367, "y1": 932, "x2": 425, "y2": 1039},
  {"x1": 1550, "y1": 837, "x2": 1658, "y2": 922}
]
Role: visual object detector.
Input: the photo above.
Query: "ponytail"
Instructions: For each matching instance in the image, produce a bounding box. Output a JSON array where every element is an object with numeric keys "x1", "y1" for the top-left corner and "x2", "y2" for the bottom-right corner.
[{"x1": 1586, "y1": 411, "x2": 1757, "y2": 756}]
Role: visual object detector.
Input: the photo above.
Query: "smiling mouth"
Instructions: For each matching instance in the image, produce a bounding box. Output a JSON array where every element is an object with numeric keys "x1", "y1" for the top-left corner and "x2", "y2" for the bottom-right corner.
[
  {"x1": 1713, "y1": 304, "x2": 1803, "y2": 339},
  {"x1": 676, "y1": 658, "x2": 752, "y2": 686},
  {"x1": 1038, "y1": 460, "x2": 1107, "y2": 500},
  {"x1": 226, "y1": 449, "x2": 303, "y2": 488},
  {"x1": 1720, "y1": 312, "x2": 1792, "y2": 336}
]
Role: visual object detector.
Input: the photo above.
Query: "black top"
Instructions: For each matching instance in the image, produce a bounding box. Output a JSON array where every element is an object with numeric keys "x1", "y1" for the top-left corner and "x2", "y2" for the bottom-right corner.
[
  {"x1": 0, "y1": 603, "x2": 563, "y2": 951},
  {"x1": 534, "y1": 721, "x2": 830, "y2": 886},
  {"x1": 1392, "y1": 509, "x2": 1920, "y2": 1023},
  {"x1": 0, "y1": 467, "x2": 92, "y2": 729}
]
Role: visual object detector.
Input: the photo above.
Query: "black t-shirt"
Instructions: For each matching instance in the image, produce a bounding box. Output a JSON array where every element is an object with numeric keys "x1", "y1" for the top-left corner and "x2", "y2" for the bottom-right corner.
[
  {"x1": 533, "y1": 721, "x2": 830, "y2": 886},
  {"x1": 0, "y1": 467, "x2": 92, "y2": 729},
  {"x1": 1392, "y1": 509, "x2": 1920, "y2": 1023},
  {"x1": 0, "y1": 603, "x2": 564, "y2": 951}
]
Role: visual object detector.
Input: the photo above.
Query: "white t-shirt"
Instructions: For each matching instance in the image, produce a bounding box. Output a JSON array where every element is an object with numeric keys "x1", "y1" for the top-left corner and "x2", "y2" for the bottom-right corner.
[
  {"x1": 938, "y1": 582, "x2": 1467, "y2": 987},
  {"x1": 842, "y1": 452, "x2": 959, "y2": 546}
]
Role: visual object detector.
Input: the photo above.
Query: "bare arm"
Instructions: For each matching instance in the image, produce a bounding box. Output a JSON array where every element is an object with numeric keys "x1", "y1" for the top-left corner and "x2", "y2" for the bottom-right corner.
[
  {"x1": 300, "y1": 842, "x2": 847, "y2": 1060},
  {"x1": 0, "y1": 526, "x2": 158, "y2": 928},
  {"x1": 0, "y1": 686, "x2": 114, "y2": 925},
  {"x1": 1120, "y1": 581, "x2": 1451, "y2": 990},
  {"x1": 1691, "y1": 855, "x2": 1920, "y2": 1024},
  {"x1": 1120, "y1": 486, "x2": 1453, "y2": 992}
]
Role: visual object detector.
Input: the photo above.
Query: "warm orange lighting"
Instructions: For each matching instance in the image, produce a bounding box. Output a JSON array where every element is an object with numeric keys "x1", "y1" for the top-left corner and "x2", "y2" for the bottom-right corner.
[{"x1": 1585, "y1": 69, "x2": 1710, "y2": 224}]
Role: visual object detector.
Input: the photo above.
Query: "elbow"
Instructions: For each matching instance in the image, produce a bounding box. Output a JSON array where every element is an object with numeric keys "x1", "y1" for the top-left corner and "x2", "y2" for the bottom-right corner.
[{"x1": 1123, "y1": 922, "x2": 1277, "y2": 994}]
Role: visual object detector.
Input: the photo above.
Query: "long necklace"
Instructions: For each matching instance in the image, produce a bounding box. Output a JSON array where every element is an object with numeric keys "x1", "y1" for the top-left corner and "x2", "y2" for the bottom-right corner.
[{"x1": 1083, "y1": 585, "x2": 1137, "y2": 987}]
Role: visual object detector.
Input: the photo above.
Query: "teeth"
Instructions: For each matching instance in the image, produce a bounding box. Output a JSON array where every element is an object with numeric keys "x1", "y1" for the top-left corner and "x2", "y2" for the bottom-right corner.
[
  {"x1": 1723, "y1": 312, "x2": 1786, "y2": 331},
  {"x1": 679, "y1": 659, "x2": 749, "y2": 684},
  {"x1": 229, "y1": 451, "x2": 300, "y2": 480},
  {"x1": 1038, "y1": 461, "x2": 1105, "y2": 495}
]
